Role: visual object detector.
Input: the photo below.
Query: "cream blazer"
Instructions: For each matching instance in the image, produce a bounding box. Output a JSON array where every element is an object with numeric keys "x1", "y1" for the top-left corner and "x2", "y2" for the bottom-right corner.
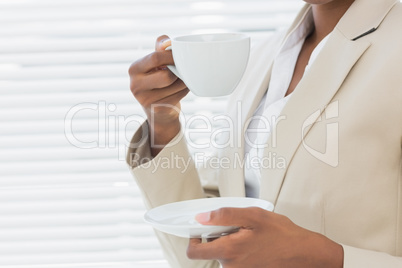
[{"x1": 127, "y1": 0, "x2": 402, "y2": 267}]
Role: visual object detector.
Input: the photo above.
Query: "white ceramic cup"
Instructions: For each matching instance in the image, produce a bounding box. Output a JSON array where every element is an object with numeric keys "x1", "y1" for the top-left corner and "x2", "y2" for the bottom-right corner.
[{"x1": 166, "y1": 33, "x2": 250, "y2": 97}]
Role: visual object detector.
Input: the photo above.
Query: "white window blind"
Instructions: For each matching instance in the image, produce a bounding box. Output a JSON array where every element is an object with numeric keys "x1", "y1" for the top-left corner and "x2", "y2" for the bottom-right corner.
[{"x1": 0, "y1": 1, "x2": 302, "y2": 267}]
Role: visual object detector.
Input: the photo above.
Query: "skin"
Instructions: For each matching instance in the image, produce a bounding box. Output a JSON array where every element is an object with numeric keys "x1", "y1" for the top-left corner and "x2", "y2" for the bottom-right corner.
[
  {"x1": 128, "y1": 0, "x2": 355, "y2": 266},
  {"x1": 286, "y1": 0, "x2": 355, "y2": 95},
  {"x1": 189, "y1": 208, "x2": 344, "y2": 268},
  {"x1": 129, "y1": 36, "x2": 186, "y2": 156}
]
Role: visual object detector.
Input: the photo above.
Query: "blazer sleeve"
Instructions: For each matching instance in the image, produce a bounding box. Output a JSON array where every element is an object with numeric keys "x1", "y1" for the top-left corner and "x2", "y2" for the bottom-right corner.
[
  {"x1": 126, "y1": 121, "x2": 220, "y2": 268},
  {"x1": 343, "y1": 245, "x2": 402, "y2": 268}
]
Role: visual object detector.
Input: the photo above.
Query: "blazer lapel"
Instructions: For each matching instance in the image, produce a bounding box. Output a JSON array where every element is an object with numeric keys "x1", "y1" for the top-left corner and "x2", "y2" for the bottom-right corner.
[
  {"x1": 260, "y1": 30, "x2": 371, "y2": 204},
  {"x1": 336, "y1": 0, "x2": 398, "y2": 40}
]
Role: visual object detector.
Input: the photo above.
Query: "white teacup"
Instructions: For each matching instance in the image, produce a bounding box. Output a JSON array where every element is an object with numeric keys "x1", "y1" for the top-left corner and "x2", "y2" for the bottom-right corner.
[{"x1": 166, "y1": 33, "x2": 250, "y2": 97}]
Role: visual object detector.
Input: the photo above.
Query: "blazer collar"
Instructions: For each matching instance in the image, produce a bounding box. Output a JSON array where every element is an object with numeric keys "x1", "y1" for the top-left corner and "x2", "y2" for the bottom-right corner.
[{"x1": 259, "y1": 0, "x2": 398, "y2": 205}]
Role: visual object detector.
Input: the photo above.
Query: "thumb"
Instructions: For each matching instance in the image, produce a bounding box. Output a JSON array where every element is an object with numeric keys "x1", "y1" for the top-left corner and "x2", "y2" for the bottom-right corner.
[
  {"x1": 155, "y1": 35, "x2": 171, "y2": 51},
  {"x1": 196, "y1": 207, "x2": 260, "y2": 227}
]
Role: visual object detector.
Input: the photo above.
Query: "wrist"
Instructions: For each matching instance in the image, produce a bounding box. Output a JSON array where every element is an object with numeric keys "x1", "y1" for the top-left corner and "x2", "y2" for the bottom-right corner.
[{"x1": 148, "y1": 119, "x2": 181, "y2": 156}]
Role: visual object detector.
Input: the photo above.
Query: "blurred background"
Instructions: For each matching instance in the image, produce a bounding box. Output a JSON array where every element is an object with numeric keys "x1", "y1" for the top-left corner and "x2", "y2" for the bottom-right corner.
[{"x1": 0, "y1": 0, "x2": 301, "y2": 267}]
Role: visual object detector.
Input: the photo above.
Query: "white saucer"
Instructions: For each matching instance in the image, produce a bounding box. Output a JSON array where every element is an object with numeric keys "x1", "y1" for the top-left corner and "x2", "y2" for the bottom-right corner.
[{"x1": 144, "y1": 197, "x2": 274, "y2": 238}]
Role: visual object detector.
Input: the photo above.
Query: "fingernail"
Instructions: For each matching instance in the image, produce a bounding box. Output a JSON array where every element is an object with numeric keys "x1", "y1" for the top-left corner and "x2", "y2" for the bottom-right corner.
[
  {"x1": 195, "y1": 212, "x2": 211, "y2": 224},
  {"x1": 162, "y1": 39, "x2": 171, "y2": 44}
]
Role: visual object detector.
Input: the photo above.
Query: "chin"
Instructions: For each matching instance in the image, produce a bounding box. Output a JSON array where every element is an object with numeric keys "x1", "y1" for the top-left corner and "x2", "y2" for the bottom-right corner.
[{"x1": 303, "y1": 0, "x2": 335, "y2": 4}]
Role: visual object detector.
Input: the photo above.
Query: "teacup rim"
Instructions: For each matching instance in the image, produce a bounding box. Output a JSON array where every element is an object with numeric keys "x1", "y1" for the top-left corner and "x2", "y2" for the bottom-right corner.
[{"x1": 173, "y1": 32, "x2": 249, "y2": 43}]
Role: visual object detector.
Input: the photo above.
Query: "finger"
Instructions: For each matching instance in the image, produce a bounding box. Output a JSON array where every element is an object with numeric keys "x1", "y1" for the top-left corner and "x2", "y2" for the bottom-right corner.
[
  {"x1": 132, "y1": 51, "x2": 174, "y2": 74},
  {"x1": 206, "y1": 237, "x2": 219, "y2": 243},
  {"x1": 187, "y1": 225, "x2": 256, "y2": 261},
  {"x1": 152, "y1": 78, "x2": 187, "y2": 95},
  {"x1": 196, "y1": 207, "x2": 267, "y2": 227},
  {"x1": 136, "y1": 79, "x2": 188, "y2": 106},
  {"x1": 155, "y1": 35, "x2": 171, "y2": 51},
  {"x1": 138, "y1": 68, "x2": 178, "y2": 91},
  {"x1": 154, "y1": 86, "x2": 189, "y2": 107},
  {"x1": 187, "y1": 237, "x2": 226, "y2": 260}
]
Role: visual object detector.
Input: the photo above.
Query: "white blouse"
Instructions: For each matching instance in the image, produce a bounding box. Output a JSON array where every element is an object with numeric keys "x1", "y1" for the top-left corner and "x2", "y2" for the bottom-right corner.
[{"x1": 244, "y1": 11, "x2": 330, "y2": 197}]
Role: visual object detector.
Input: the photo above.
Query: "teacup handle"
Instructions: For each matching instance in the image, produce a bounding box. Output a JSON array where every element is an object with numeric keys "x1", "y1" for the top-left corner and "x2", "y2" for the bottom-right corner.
[{"x1": 164, "y1": 46, "x2": 182, "y2": 80}]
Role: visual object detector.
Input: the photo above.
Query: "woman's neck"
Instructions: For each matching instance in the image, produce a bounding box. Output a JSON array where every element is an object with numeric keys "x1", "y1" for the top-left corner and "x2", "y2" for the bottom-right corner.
[{"x1": 310, "y1": 0, "x2": 355, "y2": 44}]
